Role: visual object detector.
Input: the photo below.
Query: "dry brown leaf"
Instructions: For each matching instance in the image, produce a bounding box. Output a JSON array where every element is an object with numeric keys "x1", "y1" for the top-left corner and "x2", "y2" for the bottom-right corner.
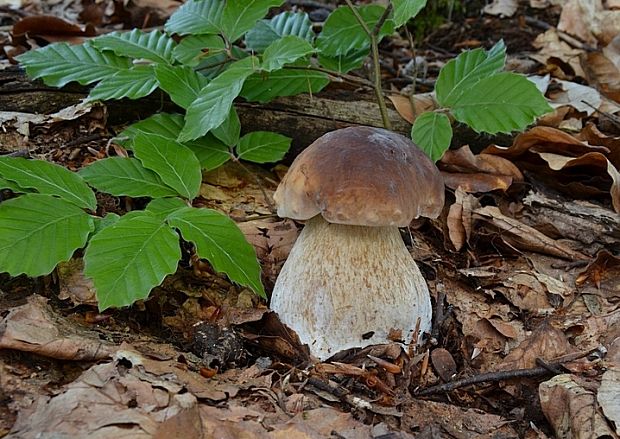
[
  {"x1": 604, "y1": 34, "x2": 620, "y2": 68},
  {"x1": 447, "y1": 196, "x2": 465, "y2": 251},
  {"x1": 546, "y1": 79, "x2": 602, "y2": 115},
  {"x1": 486, "y1": 318, "x2": 519, "y2": 339},
  {"x1": 483, "y1": 0, "x2": 518, "y2": 17},
  {"x1": 540, "y1": 374, "x2": 617, "y2": 439},
  {"x1": 443, "y1": 276, "x2": 526, "y2": 370},
  {"x1": 484, "y1": 126, "x2": 604, "y2": 158},
  {"x1": 441, "y1": 145, "x2": 523, "y2": 178},
  {"x1": 440, "y1": 145, "x2": 523, "y2": 192},
  {"x1": 387, "y1": 93, "x2": 436, "y2": 124},
  {"x1": 441, "y1": 172, "x2": 513, "y2": 192},
  {"x1": 12, "y1": 15, "x2": 96, "y2": 45},
  {"x1": 582, "y1": 52, "x2": 620, "y2": 103},
  {"x1": 498, "y1": 322, "x2": 574, "y2": 370},
  {"x1": 577, "y1": 250, "x2": 620, "y2": 288},
  {"x1": 238, "y1": 218, "x2": 299, "y2": 285},
  {"x1": 153, "y1": 406, "x2": 203, "y2": 439},
  {"x1": 597, "y1": 369, "x2": 620, "y2": 435},
  {"x1": 402, "y1": 399, "x2": 519, "y2": 438},
  {"x1": 484, "y1": 127, "x2": 619, "y2": 208},
  {"x1": 536, "y1": 151, "x2": 620, "y2": 212},
  {"x1": 7, "y1": 348, "x2": 200, "y2": 438},
  {"x1": 446, "y1": 187, "x2": 480, "y2": 251},
  {"x1": 430, "y1": 348, "x2": 457, "y2": 381},
  {"x1": 558, "y1": 0, "x2": 620, "y2": 46},
  {"x1": 473, "y1": 206, "x2": 588, "y2": 260},
  {"x1": 580, "y1": 122, "x2": 620, "y2": 168},
  {"x1": 271, "y1": 407, "x2": 379, "y2": 438},
  {"x1": 0, "y1": 295, "x2": 115, "y2": 361},
  {"x1": 531, "y1": 29, "x2": 585, "y2": 78},
  {"x1": 57, "y1": 258, "x2": 97, "y2": 306}
]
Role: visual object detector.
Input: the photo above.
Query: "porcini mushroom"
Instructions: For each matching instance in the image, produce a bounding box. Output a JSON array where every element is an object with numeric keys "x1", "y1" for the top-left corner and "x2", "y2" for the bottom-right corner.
[{"x1": 271, "y1": 126, "x2": 445, "y2": 360}]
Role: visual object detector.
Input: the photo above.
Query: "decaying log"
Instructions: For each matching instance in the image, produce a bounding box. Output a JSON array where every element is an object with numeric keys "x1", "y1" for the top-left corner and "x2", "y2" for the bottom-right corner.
[
  {"x1": 0, "y1": 67, "x2": 506, "y2": 159},
  {"x1": 521, "y1": 191, "x2": 620, "y2": 252}
]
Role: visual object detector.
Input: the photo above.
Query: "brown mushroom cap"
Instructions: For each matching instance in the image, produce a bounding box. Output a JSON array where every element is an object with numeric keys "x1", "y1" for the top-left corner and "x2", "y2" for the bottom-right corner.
[{"x1": 274, "y1": 126, "x2": 445, "y2": 226}]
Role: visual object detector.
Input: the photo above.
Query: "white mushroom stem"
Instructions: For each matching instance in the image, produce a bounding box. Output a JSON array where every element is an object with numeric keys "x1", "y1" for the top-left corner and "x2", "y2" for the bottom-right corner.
[{"x1": 270, "y1": 215, "x2": 432, "y2": 360}]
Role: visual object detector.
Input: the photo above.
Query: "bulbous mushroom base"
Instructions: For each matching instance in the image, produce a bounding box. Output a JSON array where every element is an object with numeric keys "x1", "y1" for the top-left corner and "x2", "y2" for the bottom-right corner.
[{"x1": 270, "y1": 215, "x2": 433, "y2": 360}]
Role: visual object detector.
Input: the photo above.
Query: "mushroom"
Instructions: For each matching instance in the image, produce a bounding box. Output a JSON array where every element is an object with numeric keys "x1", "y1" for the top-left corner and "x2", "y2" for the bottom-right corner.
[{"x1": 271, "y1": 126, "x2": 445, "y2": 360}]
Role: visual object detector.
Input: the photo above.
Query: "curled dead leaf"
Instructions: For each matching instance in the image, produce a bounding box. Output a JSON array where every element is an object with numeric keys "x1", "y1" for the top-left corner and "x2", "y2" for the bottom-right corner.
[
  {"x1": 388, "y1": 93, "x2": 437, "y2": 124},
  {"x1": 440, "y1": 145, "x2": 523, "y2": 193},
  {"x1": 597, "y1": 369, "x2": 620, "y2": 435},
  {"x1": 0, "y1": 295, "x2": 115, "y2": 361},
  {"x1": 540, "y1": 374, "x2": 617, "y2": 439},
  {"x1": 447, "y1": 187, "x2": 481, "y2": 251},
  {"x1": 581, "y1": 52, "x2": 620, "y2": 104},
  {"x1": 430, "y1": 348, "x2": 457, "y2": 381},
  {"x1": 536, "y1": 151, "x2": 620, "y2": 212},
  {"x1": 12, "y1": 15, "x2": 96, "y2": 45}
]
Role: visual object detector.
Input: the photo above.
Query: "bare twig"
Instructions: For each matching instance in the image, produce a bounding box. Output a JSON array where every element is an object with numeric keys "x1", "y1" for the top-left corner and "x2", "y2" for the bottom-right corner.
[{"x1": 414, "y1": 349, "x2": 597, "y2": 396}]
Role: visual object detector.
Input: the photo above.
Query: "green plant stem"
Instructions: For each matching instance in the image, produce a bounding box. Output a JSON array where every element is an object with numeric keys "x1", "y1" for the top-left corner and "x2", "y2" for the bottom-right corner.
[{"x1": 343, "y1": 0, "x2": 392, "y2": 129}]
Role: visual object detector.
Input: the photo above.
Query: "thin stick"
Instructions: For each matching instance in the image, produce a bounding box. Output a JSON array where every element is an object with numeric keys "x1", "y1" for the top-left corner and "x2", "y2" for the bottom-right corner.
[
  {"x1": 414, "y1": 349, "x2": 596, "y2": 396},
  {"x1": 343, "y1": 0, "x2": 393, "y2": 129}
]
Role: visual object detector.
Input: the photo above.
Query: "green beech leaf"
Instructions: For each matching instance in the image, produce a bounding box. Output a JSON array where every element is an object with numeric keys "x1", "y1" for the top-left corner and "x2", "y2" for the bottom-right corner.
[
  {"x1": 186, "y1": 140, "x2": 231, "y2": 171},
  {"x1": 211, "y1": 106, "x2": 241, "y2": 146},
  {"x1": 88, "y1": 66, "x2": 158, "y2": 101},
  {"x1": 0, "y1": 157, "x2": 96, "y2": 210},
  {"x1": 319, "y1": 49, "x2": 368, "y2": 73},
  {"x1": 236, "y1": 131, "x2": 291, "y2": 163},
  {"x1": 79, "y1": 157, "x2": 178, "y2": 198},
  {"x1": 261, "y1": 35, "x2": 314, "y2": 72},
  {"x1": 167, "y1": 207, "x2": 265, "y2": 297},
  {"x1": 172, "y1": 35, "x2": 226, "y2": 66},
  {"x1": 117, "y1": 112, "x2": 186, "y2": 146},
  {"x1": 91, "y1": 29, "x2": 176, "y2": 64},
  {"x1": 391, "y1": 0, "x2": 428, "y2": 27},
  {"x1": 155, "y1": 64, "x2": 209, "y2": 109},
  {"x1": 0, "y1": 194, "x2": 94, "y2": 276},
  {"x1": 179, "y1": 56, "x2": 259, "y2": 142},
  {"x1": 411, "y1": 112, "x2": 452, "y2": 162},
  {"x1": 165, "y1": 0, "x2": 225, "y2": 36},
  {"x1": 132, "y1": 132, "x2": 202, "y2": 200},
  {"x1": 436, "y1": 40, "x2": 506, "y2": 107},
  {"x1": 450, "y1": 72, "x2": 552, "y2": 134},
  {"x1": 118, "y1": 113, "x2": 230, "y2": 171},
  {"x1": 16, "y1": 42, "x2": 131, "y2": 87},
  {"x1": 93, "y1": 213, "x2": 121, "y2": 234},
  {"x1": 316, "y1": 5, "x2": 394, "y2": 57},
  {"x1": 84, "y1": 214, "x2": 181, "y2": 310},
  {"x1": 145, "y1": 197, "x2": 188, "y2": 218},
  {"x1": 241, "y1": 69, "x2": 329, "y2": 103},
  {"x1": 0, "y1": 176, "x2": 25, "y2": 192},
  {"x1": 220, "y1": 0, "x2": 285, "y2": 42},
  {"x1": 245, "y1": 11, "x2": 314, "y2": 53}
]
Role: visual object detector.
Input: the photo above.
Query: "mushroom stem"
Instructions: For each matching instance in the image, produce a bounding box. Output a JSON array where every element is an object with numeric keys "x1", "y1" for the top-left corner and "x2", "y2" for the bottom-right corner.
[{"x1": 271, "y1": 215, "x2": 432, "y2": 360}]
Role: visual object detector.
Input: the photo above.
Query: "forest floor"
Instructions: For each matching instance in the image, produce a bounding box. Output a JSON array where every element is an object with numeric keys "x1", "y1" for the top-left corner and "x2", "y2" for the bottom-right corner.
[{"x1": 0, "y1": 0, "x2": 619, "y2": 438}]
